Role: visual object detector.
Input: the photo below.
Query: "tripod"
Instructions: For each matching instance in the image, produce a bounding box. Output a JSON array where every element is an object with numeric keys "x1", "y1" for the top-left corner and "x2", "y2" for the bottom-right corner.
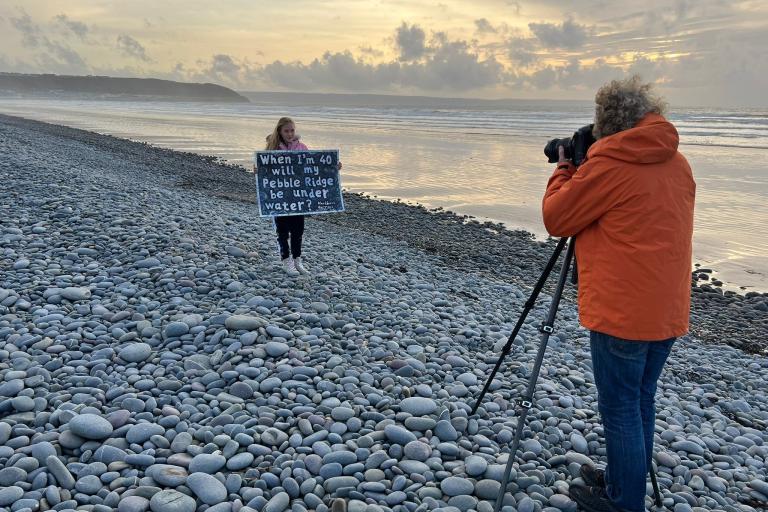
[{"x1": 470, "y1": 237, "x2": 663, "y2": 512}]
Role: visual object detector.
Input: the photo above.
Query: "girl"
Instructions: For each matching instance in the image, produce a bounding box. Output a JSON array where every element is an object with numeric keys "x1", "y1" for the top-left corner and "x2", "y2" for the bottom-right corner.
[
  {"x1": 264, "y1": 117, "x2": 341, "y2": 276},
  {"x1": 266, "y1": 117, "x2": 308, "y2": 276}
]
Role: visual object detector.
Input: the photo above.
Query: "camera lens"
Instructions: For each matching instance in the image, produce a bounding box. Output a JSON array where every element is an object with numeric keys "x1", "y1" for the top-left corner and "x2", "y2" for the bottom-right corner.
[{"x1": 545, "y1": 138, "x2": 570, "y2": 164}]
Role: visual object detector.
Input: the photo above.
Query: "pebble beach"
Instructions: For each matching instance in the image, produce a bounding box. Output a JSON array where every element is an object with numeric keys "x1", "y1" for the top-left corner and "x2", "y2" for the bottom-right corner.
[{"x1": 1, "y1": 113, "x2": 767, "y2": 512}]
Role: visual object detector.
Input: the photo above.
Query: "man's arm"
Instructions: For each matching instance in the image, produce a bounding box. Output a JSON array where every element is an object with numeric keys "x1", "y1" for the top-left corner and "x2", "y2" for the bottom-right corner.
[{"x1": 542, "y1": 153, "x2": 625, "y2": 237}]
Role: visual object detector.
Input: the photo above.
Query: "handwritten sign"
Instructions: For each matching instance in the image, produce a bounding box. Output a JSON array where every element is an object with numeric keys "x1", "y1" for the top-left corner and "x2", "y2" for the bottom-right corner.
[{"x1": 254, "y1": 150, "x2": 344, "y2": 217}]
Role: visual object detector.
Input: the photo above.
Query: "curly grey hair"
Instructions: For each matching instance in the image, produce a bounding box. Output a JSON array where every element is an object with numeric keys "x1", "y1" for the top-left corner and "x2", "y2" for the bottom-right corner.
[{"x1": 593, "y1": 75, "x2": 667, "y2": 139}]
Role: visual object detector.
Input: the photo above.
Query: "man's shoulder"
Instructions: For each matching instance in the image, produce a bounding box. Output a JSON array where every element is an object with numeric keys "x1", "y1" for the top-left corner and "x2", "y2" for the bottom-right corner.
[{"x1": 578, "y1": 154, "x2": 625, "y2": 175}]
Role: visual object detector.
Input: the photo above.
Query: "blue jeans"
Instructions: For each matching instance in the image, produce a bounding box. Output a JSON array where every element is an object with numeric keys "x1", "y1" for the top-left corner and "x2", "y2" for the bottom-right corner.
[{"x1": 590, "y1": 331, "x2": 675, "y2": 512}]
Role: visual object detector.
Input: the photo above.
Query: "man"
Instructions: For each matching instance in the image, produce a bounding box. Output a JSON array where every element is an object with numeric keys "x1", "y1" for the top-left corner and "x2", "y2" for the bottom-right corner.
[{"x1": 542, "y1": 75, "x2": 695, "y2": 512}]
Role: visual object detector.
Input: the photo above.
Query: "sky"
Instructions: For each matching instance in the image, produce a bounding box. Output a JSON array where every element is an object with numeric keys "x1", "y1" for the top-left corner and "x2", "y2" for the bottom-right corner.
[{"x1": 0, "y1": 0, "x2": 766, "y2": 107}]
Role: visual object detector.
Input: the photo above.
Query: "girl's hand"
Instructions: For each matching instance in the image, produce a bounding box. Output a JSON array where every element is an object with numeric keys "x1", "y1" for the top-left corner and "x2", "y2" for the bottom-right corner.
[{"x1": 337, "y1": 161, "x2": 343, "y2": 170}]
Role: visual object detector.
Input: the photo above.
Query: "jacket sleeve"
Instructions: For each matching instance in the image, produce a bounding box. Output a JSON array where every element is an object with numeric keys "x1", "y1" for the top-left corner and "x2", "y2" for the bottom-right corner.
[{"x1": 542, "y1": 159, "x2": 624, "y2": 237}]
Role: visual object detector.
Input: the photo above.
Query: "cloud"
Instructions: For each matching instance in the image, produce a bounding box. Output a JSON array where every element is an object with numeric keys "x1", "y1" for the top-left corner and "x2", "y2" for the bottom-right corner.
[
  {"x1": 474, "y1": 18, "x2": 497, "y2": 34},
  {"x1": 53, "y1": 14, "x2": 88, "y2": 39},
  {"x1": 401, "y1": 40, "x2": 504, "y2": 91},
  {"x1": 9, "y1": 9, "x2": 42, "y2": 48},
  {"x1": 507, "y1": 37, "x2": 538, "y2": 66},
  {"x1": 260, "y1": 31, "x2": 504, "y2": 93},
  {"x1": 528, "y1": 17, "x2": 589, "y2": 49},
  {"x1": 116, "y1": 34, "x2": 150, "y2": 62},
  {"x1": 262, "y1": 52, "x2": 395, "y2": 91},
  {"x1": 183, "y1": 54, "x2": 264, "y2": 87},
  {"x1": 507, "y1": 1, "x2": 522, "y2": 15},
  {"x1": 201, "y1": 54, "x2": 242, "y2": 82},
  {"x1": 359, "y1": 45, "x2": 384, "y2": 58},
  {"x1": 5, "y1": 8, "x2": 89, "y2": 74},
  {"x1": 513, "y1": 56, "x2": 661, "y2": 92},
  {"x1": 37, "y1": 40, "x2": 89, "y2": 74},
  {"x1": 395, "y1": 22, "x2": 426, "y2": 61}
]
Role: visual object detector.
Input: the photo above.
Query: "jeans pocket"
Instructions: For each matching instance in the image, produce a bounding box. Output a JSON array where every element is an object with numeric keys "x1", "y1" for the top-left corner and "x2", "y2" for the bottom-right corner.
[{"x1": 606, "y1": 337, "x2": 648, "y2": 360}]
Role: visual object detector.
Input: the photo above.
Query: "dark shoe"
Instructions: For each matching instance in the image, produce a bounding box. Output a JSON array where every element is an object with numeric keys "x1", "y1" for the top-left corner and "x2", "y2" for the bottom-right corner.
[
  {"x1": 580, "y1": 463, "x2": 606, "y2": 489},
  {"x1": 569, "y1": 485, "x2": 628, "y2": 512}
]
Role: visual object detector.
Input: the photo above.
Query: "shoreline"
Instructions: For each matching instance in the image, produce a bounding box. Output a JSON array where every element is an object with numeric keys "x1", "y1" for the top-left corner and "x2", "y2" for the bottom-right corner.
[
  {"x1": 1, "y1": 113, "x2": 767, "y2": 512},
  {"x1": 1, "y1": 112, "x2": 765, "y2": 353}
]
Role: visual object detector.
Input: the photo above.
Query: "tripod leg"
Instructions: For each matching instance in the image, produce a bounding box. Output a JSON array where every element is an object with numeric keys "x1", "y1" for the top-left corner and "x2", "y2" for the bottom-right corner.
[
  {"x1": 471, "y1": 238, "x2": 568, "y2": 416},
  {"x1": 650, "y1": 463, "x2": 663, "y2": 508},
  {"x1": 493, "y1": 239, "x2": 576, "y2": 512},
  {"x1": 494, "y1": 402, "x2": 530, "y2": 512}
]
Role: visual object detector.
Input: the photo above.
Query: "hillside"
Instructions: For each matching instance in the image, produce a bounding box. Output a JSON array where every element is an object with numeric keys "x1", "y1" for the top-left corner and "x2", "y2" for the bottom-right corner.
[{"x1": 0, "y1": 73, "x2": 249, "y2": 103}]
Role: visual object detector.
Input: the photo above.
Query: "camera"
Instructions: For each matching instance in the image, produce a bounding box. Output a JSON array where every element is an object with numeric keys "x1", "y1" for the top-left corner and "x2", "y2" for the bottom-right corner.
[{"x1": 544, "y1": 124, "x2": 596, "y2": 167}]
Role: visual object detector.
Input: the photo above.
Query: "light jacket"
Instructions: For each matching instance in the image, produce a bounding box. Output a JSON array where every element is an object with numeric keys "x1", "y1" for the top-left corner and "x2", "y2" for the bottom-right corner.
[
  {"x1": 279, "y1": 136, "x2": 308, "y2": 151},
  {"x1": 542, "y1": 113, "x2": 695, "y2": 341}
]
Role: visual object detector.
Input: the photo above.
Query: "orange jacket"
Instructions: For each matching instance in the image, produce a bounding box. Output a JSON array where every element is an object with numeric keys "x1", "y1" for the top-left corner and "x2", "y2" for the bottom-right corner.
[{"x1": 542, "y1": 114, "x2": 695, "y2": 341}]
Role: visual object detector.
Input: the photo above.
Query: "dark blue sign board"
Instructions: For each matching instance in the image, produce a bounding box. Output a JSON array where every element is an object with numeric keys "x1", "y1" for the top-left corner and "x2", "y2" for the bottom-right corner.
[{"x1": 254, "y1": 150, "x2": 344, "y2": 217}]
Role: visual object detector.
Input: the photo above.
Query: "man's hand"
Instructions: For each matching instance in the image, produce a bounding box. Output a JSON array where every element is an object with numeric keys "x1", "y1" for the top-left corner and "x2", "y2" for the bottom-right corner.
[{"x1": 558, "y1": 145, "x2": 571, "y2": 165}]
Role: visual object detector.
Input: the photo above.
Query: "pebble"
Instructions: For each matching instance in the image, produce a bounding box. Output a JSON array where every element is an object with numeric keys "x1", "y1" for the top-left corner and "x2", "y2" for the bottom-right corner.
[
  {"x1": 403, "y1": 440, "x2": 431, "y2": 461},
  {"x1": 0, "y1": 486, "x2": 23, "y2": 507},
  {"x1": 187, "y1": 473, "x2": 228, "y2": 505},
  {"x1": 671, "y1": 440, "x2": 705, "y2": 456},
  {"x1": 146, "y1": 465, "x2": 188, "y2": 487},
  {"x1": 331, "y1": 406, "x2": 355, "y2": 421},
  {"x1": 229, "y1": 381, "x2": 253, "y2": 399},
  {"x1": 149, "y1": 490, "x2": 196, "y2": 512},
  {"x1": 399, "y1": 397, "x2": 437, "y2": 416},
  {"x1": 61, "y1": 286, "x2": 91, "y2": 301},
  {"x1": 0, "y1": 467, "x2": 27, "y2": 487},
  {"x1": 440, "y1": 476, "x2": 474, "y2": 496},
  {"x1": 474, "y1": 479, "x2": 501, "y2": 499},
  {"x1": 265, "y1": 341, "x2": 289, "y2": 357},
  {"x1": 164, "y1": 322, "x2": 189, "y2": 338},
  {"x1": 127, "y1": 423, "x2": 166, "y2": 444},
  {"x1": 46, "y1": 455, "x2": 75, "y2": 489},
  {"x1": 225, "y1": 245, "x2": 247, "y2": 257},
  {"x1": 119, "y1": 343, "x2": 153, "y2": 363},
  {"x1": 31, "y1": 441, "x2": 57, "y2": 465},
  {"x1": 119, "y1": 496, "x2": 150, "y2": 512},
  {"x1": 550, "y1": 494, "x2": 576, "y2": 511},
  {"x1": 464, "y1": 455, "x2": 487, "y2": 476},
  {"x1": 263, "y1": 491, "x2": 290, "y2": 512},
  {"x1": 76, "y1": 474, "x2": 103, "y2": 494},
  {"x1": 570, "y1": 432, "x2": 588, "y2": 454},
  {"x1": 189, "y1": 454, "x2": 226, "y2": 474},
  {"x1": 435, "y1": 420, "x2": 459, "y2": 441},
  {"x1": 69, "y1": 413, "x2": 114, "y2": 440},
  {"x1": 518, "y1": 496, "x2": 535, "y2": 512},
  {"x1": 225, "y1": 315, "x2": 263, "y2": 330},
  {"x1": 384, "y1": 424, "x2": 417, "y2": 445}
]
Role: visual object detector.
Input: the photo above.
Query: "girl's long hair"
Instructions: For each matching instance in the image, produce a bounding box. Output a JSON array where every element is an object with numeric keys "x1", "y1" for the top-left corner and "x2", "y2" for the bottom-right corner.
[{"x1": 265, "y1": 117, "x2": 294, "y2": 150}]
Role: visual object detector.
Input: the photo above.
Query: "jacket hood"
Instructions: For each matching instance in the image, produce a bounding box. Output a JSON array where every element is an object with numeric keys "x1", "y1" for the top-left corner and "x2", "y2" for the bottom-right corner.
[{"x1": 587, "y1": 113, "x2": 679, "y2": 164}]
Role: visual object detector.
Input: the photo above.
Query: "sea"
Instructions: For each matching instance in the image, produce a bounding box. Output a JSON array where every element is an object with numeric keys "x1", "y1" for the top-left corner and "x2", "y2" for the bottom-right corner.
[{"x1": 1, "y1": 92, "x2": 766, "y2": 292}]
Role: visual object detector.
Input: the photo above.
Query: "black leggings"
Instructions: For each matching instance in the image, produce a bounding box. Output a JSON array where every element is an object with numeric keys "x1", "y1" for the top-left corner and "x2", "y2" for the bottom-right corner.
[{"x1": 275, "y1": 215, "x2": 305, "y2": 259}]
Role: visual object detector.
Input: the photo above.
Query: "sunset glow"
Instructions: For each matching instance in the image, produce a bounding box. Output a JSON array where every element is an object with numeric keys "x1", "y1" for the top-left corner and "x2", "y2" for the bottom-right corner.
[{"x1": 1, "y1": 0, "x2": 766, "y2": 105}]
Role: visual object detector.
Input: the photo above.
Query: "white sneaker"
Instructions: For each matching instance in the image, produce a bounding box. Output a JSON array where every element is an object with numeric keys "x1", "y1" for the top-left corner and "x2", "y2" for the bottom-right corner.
[
  {"x1": 294, "y1": 257, "x2": 309, "y2": 275},
  {"x1": 282, "y1": 258, "x2": 299, "y2": 276}
]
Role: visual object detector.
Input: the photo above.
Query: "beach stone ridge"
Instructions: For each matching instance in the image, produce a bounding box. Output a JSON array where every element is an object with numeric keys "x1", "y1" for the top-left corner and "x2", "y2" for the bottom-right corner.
[{"x1": 0, "y1": 114, "x2": 764, "y2": 512}]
